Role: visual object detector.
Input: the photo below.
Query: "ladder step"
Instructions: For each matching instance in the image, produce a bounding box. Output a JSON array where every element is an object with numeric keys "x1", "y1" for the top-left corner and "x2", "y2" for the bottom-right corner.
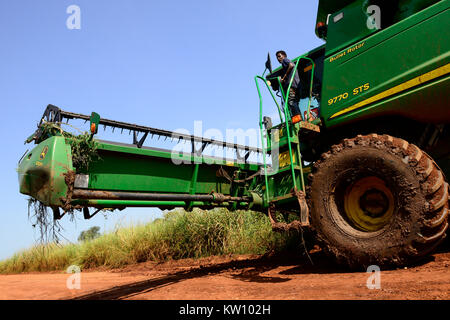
[
  {"x1": 298, "y1": 121, "x2": 320, "y2": 133},
  {"x1": 271, "y1": 194, "x2": 297, "y2": 203}
]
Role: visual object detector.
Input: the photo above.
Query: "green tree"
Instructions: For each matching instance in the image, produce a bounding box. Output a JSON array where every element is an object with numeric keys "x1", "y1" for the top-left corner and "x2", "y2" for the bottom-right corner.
[{"x1": 78, "y1": 226, "x2": 101, "y2": 242}]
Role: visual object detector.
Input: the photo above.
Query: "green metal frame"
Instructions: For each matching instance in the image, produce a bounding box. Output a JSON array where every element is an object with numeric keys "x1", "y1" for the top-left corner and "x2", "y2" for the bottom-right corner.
[
  {"x1": 255, "y1": 76, "x2": 272, "y2": 205},
  {"x1": 255, "y1": 55, "x2": 316, "y2": 196}
]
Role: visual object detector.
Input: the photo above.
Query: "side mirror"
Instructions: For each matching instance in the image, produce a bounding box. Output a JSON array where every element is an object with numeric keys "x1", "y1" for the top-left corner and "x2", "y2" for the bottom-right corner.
[
  {"x1": 265, "y1": 52, "x2": 273, "y2": 75},
  {"x1": 90, "y1": 112, "x2": 100, "y2": 135},
  {"x1": 263, "y1": 116, "x2": 273, "y2": 130}
]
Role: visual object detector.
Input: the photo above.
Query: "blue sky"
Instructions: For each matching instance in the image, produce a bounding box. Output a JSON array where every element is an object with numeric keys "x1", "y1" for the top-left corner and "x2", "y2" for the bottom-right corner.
[{"x1": 0, "y1": 0, "x2": 323, "y2": 260}]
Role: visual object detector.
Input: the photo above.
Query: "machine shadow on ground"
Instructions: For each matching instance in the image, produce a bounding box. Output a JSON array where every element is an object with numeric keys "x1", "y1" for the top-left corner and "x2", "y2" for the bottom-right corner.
[
  {"x1": 71, "y1": 238, "x2": 450, "y2": 300},
  {"x1": 62, "y1": 250, "x2": 397, "y2": 299},
  {"x1": 70, "y1": 252, "x2": 336, "y2": 300}
]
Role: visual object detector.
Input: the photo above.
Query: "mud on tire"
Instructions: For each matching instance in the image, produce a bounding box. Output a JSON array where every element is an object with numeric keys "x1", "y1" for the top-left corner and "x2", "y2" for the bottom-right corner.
[{"x1": 308, "y1": 134, "x2": 449, "y2": 268}]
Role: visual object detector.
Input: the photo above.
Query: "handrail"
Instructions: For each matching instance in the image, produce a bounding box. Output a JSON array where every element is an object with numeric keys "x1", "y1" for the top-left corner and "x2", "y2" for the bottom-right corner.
[
  {"x1": 286, "y1": 55, "x2": 315, "y2": 192},
  {"x1": 277, "y1": 56, "x2": 316, "y2": 122},
  {"x1": 255, "y1": 55, "x2": 316, "y2": 195},
  {"x1": 300, "y1": 56, "x2": 316, "y2": 121},
  {"x1": 255, "y1": 75, "x2": 273, "y2": 205},
  {"x1": 277, "y1": 57, "x2": 302, "y2": 190},
  {"x1": 255, "y1": 77, "x2": 285, "y2": 123}
]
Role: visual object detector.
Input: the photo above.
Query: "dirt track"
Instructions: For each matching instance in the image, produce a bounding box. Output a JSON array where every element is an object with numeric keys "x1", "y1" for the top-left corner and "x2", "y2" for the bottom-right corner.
[{"x1": 1, "y1": 245, "x2": 449, "y2": 300}]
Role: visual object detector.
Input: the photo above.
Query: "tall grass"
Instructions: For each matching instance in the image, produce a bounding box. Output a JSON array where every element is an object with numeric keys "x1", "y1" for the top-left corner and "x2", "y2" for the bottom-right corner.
[{"x1": 0, "y1": 208, "x2": 301, "y2": 274}]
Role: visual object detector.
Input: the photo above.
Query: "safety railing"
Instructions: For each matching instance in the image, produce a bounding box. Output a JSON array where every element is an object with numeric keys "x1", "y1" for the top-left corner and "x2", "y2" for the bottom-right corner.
[{"x1": 255, "y1": 55, "x2": 316, "y2": 200}]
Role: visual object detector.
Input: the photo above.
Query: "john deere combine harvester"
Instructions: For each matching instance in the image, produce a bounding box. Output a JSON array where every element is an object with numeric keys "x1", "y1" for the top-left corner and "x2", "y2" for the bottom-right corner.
[{"x1": 19, "y1": 0, "x2": 449, "y2": 268}]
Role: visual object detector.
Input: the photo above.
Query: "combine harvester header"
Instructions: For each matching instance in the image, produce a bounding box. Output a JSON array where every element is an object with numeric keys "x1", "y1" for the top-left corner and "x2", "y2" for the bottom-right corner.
[{"x1": 19, "y1": 104, "x2": 273, "y2": 220}]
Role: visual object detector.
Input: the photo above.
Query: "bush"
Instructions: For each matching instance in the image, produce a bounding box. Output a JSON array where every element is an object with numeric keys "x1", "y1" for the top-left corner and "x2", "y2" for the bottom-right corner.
[{"x1": 78, "y1": 226, "x2": 101, "y2": 242}]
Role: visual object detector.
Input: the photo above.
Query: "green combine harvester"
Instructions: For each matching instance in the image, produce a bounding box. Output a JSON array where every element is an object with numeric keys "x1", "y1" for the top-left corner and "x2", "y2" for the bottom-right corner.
[{"x1": 18, "y1": 0, "x2": 449, "y2": 268}]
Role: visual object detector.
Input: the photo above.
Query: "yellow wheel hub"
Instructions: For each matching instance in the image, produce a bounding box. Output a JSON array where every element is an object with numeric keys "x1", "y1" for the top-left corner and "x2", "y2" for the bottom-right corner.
[{"x1": 344, "y1": 176, "x2": 394, "y2": 232}]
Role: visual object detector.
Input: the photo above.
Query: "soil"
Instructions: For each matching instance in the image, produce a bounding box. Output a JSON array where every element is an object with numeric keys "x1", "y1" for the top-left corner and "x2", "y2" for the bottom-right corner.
[{"x1": 1, "y1": 245, "x2": 449, "y2": 300}]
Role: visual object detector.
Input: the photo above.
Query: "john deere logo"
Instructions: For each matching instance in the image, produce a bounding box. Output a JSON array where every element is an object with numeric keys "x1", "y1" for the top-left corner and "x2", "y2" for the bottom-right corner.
[{"x1": 39, "y1": 146, "x2": 49, "y2": 160}]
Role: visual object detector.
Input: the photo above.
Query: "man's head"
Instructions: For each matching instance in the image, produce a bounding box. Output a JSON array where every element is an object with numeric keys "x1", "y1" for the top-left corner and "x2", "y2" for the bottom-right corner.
[{"x1": 276, "y1": 50, "x2": 287, "y2": 63}]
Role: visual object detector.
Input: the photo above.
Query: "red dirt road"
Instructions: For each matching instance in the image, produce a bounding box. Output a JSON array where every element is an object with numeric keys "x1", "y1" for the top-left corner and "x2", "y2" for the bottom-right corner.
[{"x1": 1, "y1": 249, "x2": 449, "y2": 300}]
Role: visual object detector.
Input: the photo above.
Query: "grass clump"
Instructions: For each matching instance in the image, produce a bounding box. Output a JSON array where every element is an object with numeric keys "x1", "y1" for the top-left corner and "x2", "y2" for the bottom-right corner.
[
  {"x1": 40, "y1": 122, "x2": 100, "y2": 173},
  {"x1": 0, "y1": 208, "x2": 301, "y2": 274}
]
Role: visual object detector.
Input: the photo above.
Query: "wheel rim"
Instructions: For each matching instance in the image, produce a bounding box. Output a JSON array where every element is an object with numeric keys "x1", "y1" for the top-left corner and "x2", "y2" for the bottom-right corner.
[{"x1": 343, "y1": 176, "x2": 395, "y2": 232}]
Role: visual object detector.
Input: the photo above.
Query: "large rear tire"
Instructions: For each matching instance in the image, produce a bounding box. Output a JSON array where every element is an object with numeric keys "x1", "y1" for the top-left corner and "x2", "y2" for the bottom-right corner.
[{"x1": 308, "y1": 134, "x2": 448, "y2": 268}]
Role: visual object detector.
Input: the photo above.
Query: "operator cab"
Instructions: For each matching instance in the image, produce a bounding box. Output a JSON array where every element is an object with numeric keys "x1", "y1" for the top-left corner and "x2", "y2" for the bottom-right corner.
[{"x1": 315, "y1": 0, "x2": 440, "y2": 56}]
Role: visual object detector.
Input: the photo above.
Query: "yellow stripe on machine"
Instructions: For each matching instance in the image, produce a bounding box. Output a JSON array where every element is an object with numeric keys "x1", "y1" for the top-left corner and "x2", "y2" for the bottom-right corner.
[{"x1": 330, "y1": 63, "x2": 450, "y2": 119}]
